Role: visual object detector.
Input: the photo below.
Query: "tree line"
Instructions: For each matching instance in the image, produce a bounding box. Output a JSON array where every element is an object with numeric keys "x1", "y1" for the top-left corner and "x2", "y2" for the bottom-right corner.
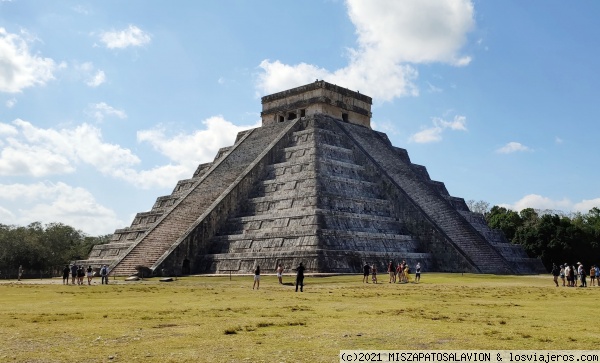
[
  {"x1": 0, "y1": 222, "x2": 110, "y2": 279},
  {"x1": 468, "y1": 201, "x2": 600, "y2": 271}
]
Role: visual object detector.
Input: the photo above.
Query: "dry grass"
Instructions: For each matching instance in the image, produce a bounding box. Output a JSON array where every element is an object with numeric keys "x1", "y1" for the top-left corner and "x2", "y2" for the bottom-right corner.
[{"x1": 0, "y1": 273, "x2": 596, "y2": 362}]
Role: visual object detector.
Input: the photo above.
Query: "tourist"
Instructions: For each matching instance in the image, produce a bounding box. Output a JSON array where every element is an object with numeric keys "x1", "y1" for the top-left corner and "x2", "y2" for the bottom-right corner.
[
  {"x1": 590, "y1": 265, "x2": 596, "y2": 287},
  {"x1": 100, "y1": 265, "x2": 109, "y2": 285},
  {"x1": 415, "y1": 262, "x2": 421, "y2": 283},
  {"x1": 404, "y1": 264, "x2": 410, "y2": 283},
  {"x1": 559, "y1": 264, "x2": 566, "y2": 286},
  {"x1": 371, "y1": 264, "x2": 377, "y2": 283},
  {"x1": 87, "y1": 266, "x2": 93, "y2": 285},
  {"x1": 62, "y1": 265, "x2": 70, "y2": 285},
  {"x1": 578, "y1": 263, "x2": 587, "y2": 287},
  {"x1": 18, "y1": 265, "x2": 23, "y2": 281},
  {"x1": 567, "y1": 264, "x2": 575, "y2": 287},
  {"x1": 387, "y1": 261, "x2": 394, "y2": 283},
  {"x1": 77, "y1": 265, "x2": 85, "y2": 285},
  {"x1": 596, "y1": 266, "x2": 600, "y2": 286},
  {"x1": 363, "y1": 263, "x2": 370, "y2": 283},
  {"x1": 551, "y1": 263, "x2": 560, "y2": 287},
  {"x1": 253, "y1": 265, "x2": 260, "y2": 290},
  {"x1": 295, "y1": 262, "x2": 305, "y2": 292},
  {"x1": 276, "y1": 264, "x2": 284, "y2": 284},
  {"x1": 396, "y1": 263, "x2": 402, "y2": 283},
  {"x1": 70, "y1": 264, "x2": 77, "y2": 285}
]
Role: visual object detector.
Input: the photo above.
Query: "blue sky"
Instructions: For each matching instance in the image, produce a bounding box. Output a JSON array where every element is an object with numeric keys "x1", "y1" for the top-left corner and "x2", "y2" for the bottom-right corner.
[{"x1": 1, "y1": 0, "x2": 599, "y2": 235}]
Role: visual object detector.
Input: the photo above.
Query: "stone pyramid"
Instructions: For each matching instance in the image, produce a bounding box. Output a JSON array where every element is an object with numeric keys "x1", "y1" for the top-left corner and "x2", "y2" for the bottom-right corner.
[{"x1": 81, "y1": 81, "x2": 545, "y2": 276}]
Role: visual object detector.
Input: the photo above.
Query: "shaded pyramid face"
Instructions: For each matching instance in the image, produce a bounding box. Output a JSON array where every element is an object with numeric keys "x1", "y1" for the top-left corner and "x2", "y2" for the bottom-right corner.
[
  {"x1": 201, "y1": 116, "x2": 433, "y2": 274},
  {"x1": 81, "y1": 115, "x2": 545, "y2": 276}
]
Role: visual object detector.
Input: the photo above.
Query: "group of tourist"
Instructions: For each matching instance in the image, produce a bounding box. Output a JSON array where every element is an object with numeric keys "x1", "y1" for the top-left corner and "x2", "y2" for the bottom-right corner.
[
  {"x1": 362, "y1": 261, "x2": 422, "y2": 284},
  {"x1": 61, "y1": 264, "x2": 110, "y2": 285},
  {"x1": 252, "y1": 262, "x2": 306, "y2": 292},
  {"x1": 551, "y1": 262, "x2": 599, "y2": 287}
]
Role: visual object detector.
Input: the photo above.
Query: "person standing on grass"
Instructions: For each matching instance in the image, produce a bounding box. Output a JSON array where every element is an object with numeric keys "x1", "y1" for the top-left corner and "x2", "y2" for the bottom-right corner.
[
  {"x1": 559, "y1": 265, "x2": 566, "y2": 286},
  {"x1": 100, "y1": 265, "x2": 109, "y2": 285},
  {"x1": 551, "y1": 263, "x2": 560, "y2": 287},
  {"x1": 276, "y1": 264, "x2": 284, "y2": 284},
  {"x1": 253, "y1": 265, "x2": 260, "y2": 290},
  {"x1": 86, "y1": 266, "x2": 93, "y2": 285},
  {"x1": 77, "y1": 265, "x2": 85, "y2": 285},
  {"x1": 371, "y1": 264, "x2": 377, "y2": 283},
  {"x1": 415, "y1": 262, "x2": 421, "y2": 283},
  {"x1": 295, "y1": 262, "x2": 305, "y2": 292},
  {"x1": 70, "y1": 264, "x2": 77, "y2": 285},
  {"x1": 578, "y1": 263, "x2": 587, "y2": 287},
  {"x1": 18, "y1": 265, "x2": 23, "y2": 281},
  {"x1": 590, "y1": 265, "x2": 596, "y2": 287},
  {"x1": 387, "y1": 261, "x2": 394, "y2": 283},
  {"x1": 62, "y1": 265, "x2": 70, "y2": 285},
  {"x1": 396, "y1": 262, "x2": 403, "y2": 283},
  {"x1": 363, "y1": 263, "x2": 370, "y2": 283}
]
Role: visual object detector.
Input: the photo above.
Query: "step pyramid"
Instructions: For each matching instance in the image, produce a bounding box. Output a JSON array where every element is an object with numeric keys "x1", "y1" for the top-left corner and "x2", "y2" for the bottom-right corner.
[{"x1": 80, "y1": 81, "x2": 545, "y2": 276}]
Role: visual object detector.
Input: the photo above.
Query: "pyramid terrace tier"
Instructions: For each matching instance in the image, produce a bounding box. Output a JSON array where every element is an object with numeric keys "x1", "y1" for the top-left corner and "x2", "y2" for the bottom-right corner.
[
  {"x1": 198, "y1": 250, "x2": 433, "y2": 274},
  {"x1": 210, "y1": 229, "x2": 422, "y2": 255}
]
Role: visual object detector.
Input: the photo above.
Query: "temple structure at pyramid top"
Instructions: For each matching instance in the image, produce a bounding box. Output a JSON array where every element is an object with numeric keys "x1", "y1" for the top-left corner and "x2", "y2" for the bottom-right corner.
[
  {"x1": 261, "y1": 80, "x2": 372, "y2": 128},
  {"x1": 78, "y1": 80, "x2": 546, "y2": 276}
]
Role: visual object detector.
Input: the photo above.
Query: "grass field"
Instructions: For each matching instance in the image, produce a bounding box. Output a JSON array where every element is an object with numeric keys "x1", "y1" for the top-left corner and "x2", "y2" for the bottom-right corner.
[{"x1": 0, "y1": 273, "x2": 597, "y2": 363}]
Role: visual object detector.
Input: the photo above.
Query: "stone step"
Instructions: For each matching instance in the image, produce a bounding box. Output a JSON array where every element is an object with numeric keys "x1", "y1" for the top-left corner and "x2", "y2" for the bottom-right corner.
[{"x1": 111, "y1": 121, "x2": 294, "y2": 276}]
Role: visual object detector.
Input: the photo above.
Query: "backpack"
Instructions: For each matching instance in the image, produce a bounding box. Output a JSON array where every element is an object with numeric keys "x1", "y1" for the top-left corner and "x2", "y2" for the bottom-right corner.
[{"x1": 101, "y1": 267, "x2": 107, "y2": 275}]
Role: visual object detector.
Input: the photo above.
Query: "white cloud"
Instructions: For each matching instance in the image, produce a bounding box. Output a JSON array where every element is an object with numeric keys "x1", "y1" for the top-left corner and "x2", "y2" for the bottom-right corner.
[
  {"x1": 255, "y1": 0, "x2": 474, "y2": 101},
  {"x1": 427, "y1": 82, "x2": 443, "y2": 93},
  {"x1": 75, "y1": 62, "x2": 106, "y2": 87},
  {"x1": 496, "y1": 141, "x2": 531, "y2": 154},
  {"x1": 0, "y1": 115, "x2": 260, "y2": 190},
  {"x1": 500, "y1": 194, "x2": 600, "y2": 214},
  {"x1": 573, "y1": 198, "x2": 600, "y2": 213},
  {"x1": 0, "y1": 181, "x2": 123, "y2": 235},
  {"x1": 87, "y1": 102, "x2": 127, "y2": 122},
  {"x1": 0, "y1": 27, "x2": 57, "y2": 93},
  {"x1": 135, "y1": 116, "x2": 261, "y2": 188},
  {"x1": 5, "y1": 97, "x2": 16, "y2": 108},
  {"x1": 0, "y1": 119, "x2": 139, "y2": 177},
  {"x1": 409, "y1": 115, "x2": 467, "y2": 143},
  {"x1": 99, "y1": 25, "x2": 151, "y2": 49},
  {"x1": 86, "y1": 70, "x2": 106, "y2": 87}
]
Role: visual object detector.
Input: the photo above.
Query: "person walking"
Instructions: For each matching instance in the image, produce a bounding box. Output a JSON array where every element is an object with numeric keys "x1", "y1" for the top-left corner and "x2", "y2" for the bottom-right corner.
[
  {"x1": 100, "y1": 265, "x2": 109, "y2": 285},
  {"x1": 295, "y1": 262, "x2": 305, "y2": 292},
  {"x1": 363, "y1": 263, "x2": 370, "y2": 283},
  {"x1": 415, "y1": 262, "x2": 421, "y2": 283},
  {"x1": 253, "y1": 265, "x2": 260, "y2": 290},
  {"x1": 387, "y1": 261, "x2": 394, "y2": 283},
  {"x1": 62, "y1": 265, "x2": 70, "y2": 285}
]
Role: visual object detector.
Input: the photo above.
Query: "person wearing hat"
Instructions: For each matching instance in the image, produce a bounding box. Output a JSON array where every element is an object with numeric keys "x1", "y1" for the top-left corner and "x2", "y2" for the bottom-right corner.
[{"x1": 577, "y1": 262, "x2": 587, "y2": 287}]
